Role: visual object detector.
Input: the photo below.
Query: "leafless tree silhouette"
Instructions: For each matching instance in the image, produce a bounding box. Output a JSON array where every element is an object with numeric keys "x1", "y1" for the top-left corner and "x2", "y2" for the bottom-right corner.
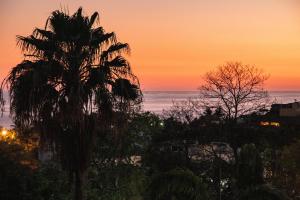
[{"x1": 199, "y1": 62, "x2": 269, "y2": 122}]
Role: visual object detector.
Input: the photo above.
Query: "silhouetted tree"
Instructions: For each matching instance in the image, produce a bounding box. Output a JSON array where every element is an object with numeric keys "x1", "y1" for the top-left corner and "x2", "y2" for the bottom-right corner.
[
  {"x1": 147, "y1": 168, "x2": 208, "y2": 200},
  {"x1": 270, "y1": 139, "x2": 300, "y2": 199},
  {"x1": 237, "y1": 144, "x2": 264, "y2": 189},
  {"x1": 236, "y1": 144, "x2": 288, "y2": 200},
  {"x1": 203, "y1": 106, "x2": 212, "y2": 116},
  {"x1": 2, "y1": 7, "x2": 141, "y2": 200},
  {"x1": 199, "y1": 62, "x2": 268, "y2": 122},
  {"x1": 163, "y1": 98, "x2": 202, "y2": 123}
]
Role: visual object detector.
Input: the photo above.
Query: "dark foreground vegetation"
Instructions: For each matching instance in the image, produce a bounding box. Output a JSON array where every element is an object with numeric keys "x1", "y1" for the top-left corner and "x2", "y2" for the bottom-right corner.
[
  {"x1": 0, "y1": 6, "x2": 300, "y2": 200},
  {"x1": 1, "y1": 110, "x2": 300, "y2": 200}
]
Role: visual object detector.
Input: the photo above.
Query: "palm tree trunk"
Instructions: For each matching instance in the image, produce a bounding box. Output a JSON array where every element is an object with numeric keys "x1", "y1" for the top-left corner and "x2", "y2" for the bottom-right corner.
[{"x1": 75, "y1": 170, "x2": 84, "y2": 200}]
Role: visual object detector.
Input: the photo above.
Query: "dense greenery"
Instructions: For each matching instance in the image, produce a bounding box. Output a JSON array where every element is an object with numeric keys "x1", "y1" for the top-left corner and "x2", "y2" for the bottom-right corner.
[{"x1": 1, "y1": 109, "x2": 299, "y2": 200}]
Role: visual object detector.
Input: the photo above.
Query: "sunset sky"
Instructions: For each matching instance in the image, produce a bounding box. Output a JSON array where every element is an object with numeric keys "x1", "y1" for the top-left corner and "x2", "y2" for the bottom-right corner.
[{"x1": 1, "y1": 0, "x2": 300, "y2": 91}]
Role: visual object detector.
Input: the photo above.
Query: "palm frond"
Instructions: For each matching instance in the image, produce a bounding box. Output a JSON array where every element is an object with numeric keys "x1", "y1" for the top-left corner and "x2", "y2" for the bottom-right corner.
[
  {"x1": 33, "y1": 28, "x2": 54, "y2": 40},
  {"x1": 91, "y1": 32, "x2": 116, "y2": 49},
  {"x1": 101, "y1": 43, "x2": 130, "y2": 61},
  {"x1": 106, "y1": 56, "x2": 130, "y2": 69},
  {"x1": 89, "y1": 12, "x2": 99, "y2": 27},
  {"x1": 112, "y1": 78, "x2": 139, "y2": 100},
  {"x1": 0, "y1": 87, "x2": 4, "y2": 114}
]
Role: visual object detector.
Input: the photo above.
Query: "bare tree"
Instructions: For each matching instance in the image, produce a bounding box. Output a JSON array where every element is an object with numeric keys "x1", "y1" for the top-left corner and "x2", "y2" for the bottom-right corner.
[
  {"x1": 162, "y1": 98, "x2": 202, "y2": 123},
  {"x1": 199, "y1": 62, "x2": 269, "y2": 121}
]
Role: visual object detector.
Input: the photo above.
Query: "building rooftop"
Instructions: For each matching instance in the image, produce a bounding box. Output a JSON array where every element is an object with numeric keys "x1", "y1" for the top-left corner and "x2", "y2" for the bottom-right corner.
[{"x1": 270, "y1": 101, "x2": 300, "y2": 117}]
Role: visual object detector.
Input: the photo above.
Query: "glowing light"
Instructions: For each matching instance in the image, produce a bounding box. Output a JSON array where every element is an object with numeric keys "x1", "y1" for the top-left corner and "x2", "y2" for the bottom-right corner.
[
  {"x1": 0, "y1": 129, "x2": 17, "y2": 141},
  {"x1": 1, "y1": 129, "x2": 8, "y2": 136},
  {"x1": 270, "y1": 122, "x2": 280, "y2": 127},
  {"x1": 260, "y1": 122, "x2": 270, "y2": 126},
  {"x1": 10, "y1": 133, "x2": 16, "y2": 139},
  {"x1": 260, "y1": 121, "x2": 280, "y2": 127}
]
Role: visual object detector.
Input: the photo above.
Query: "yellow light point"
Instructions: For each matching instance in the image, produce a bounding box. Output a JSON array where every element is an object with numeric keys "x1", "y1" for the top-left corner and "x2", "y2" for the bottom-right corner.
[
  {"x1": 270, "y1": 122, "x2": 280, "y2": 127},
  {"x1": 1, "y1": 129, "x2": 8, "y2": 136},
  {"x1": 10, "y1": 133, "x2": 16, "y2": 140},
  {"x1": 260, "y1": 122, "x2": 269, "y2": 126}
]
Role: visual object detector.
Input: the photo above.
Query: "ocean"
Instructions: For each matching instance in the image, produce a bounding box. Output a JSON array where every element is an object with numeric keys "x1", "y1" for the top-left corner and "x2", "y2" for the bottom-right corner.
[
  {"x1": 142, "y1": 91, "x2": 300, "y2": 113},
  {"x1": 1, "y1": 91, "x2": 300, "y2": 128}
]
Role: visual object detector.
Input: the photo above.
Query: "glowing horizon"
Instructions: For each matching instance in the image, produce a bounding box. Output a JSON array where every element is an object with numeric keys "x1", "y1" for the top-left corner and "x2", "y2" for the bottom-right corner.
[{"x1": 1, "y1": 0, "x2": 300, "y2": 91}]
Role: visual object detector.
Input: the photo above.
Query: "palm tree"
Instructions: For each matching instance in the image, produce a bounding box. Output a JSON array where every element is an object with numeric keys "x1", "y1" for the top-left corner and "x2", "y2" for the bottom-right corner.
[
  {"x1": 2, "y1": 7, "x2": 141, "y2": 200},
  {"x1": 0, "y1": 88, "x2": 4, "y2": 114}
]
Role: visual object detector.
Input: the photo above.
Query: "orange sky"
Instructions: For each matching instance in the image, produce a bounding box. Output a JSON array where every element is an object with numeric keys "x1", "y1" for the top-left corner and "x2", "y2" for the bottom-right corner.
[{"x1": 1, "y1": 0, "x2": 300, "y2": 91}]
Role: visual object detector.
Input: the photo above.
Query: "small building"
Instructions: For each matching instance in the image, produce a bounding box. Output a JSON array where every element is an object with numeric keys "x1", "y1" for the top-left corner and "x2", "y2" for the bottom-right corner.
[
  {"x1": 270, "y1": 102, "x2": 300, "y2": 117},
  {"x1": 253, "y1": 101, "x2": 300, "y2": 127}
]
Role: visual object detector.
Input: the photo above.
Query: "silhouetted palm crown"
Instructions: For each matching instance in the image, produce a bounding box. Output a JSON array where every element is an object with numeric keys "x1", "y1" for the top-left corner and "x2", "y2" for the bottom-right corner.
[{"x1": 6, "y1": 8, "x2": 141, "y2": 173}]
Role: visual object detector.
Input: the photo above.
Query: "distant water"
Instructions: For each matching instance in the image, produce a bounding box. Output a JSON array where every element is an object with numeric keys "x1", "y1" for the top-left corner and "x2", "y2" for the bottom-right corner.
[
  {"x1": 1, "y1": 91, "x2": 300, "y2": 128},
  {"x1": 142, "y1": 91, "x2": 300, "y2": 113}
]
